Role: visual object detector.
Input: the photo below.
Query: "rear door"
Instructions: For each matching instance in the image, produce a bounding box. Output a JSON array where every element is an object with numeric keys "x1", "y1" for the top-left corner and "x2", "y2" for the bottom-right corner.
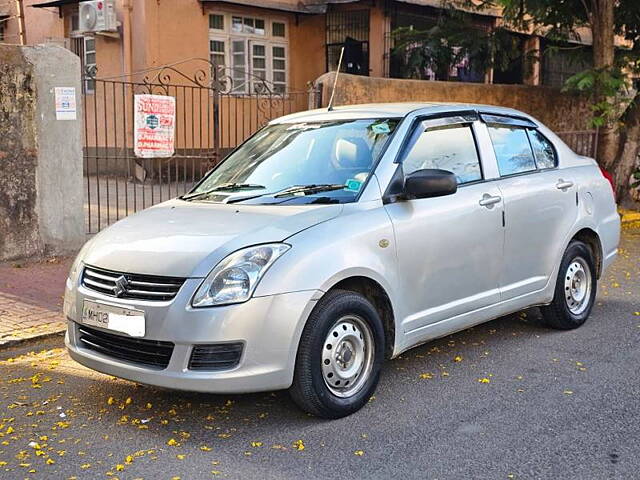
[
  {"x1": 384, "y1": 115, "x2": 504, "y2": 334},
  {"x1": 482, "y1": 115, "x2": 578, "y2": 300}
]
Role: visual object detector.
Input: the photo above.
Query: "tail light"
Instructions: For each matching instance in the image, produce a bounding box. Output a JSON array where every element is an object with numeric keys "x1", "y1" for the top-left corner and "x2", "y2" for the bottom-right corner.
[{"x1": 599, "y1": 166, "x2": 616, "y2": 201}]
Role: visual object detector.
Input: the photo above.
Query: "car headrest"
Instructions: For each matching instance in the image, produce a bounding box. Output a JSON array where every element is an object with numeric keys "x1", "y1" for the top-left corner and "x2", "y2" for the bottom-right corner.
[{"x1": 333, "y1": 137, "x2": 371, "y2": 170}]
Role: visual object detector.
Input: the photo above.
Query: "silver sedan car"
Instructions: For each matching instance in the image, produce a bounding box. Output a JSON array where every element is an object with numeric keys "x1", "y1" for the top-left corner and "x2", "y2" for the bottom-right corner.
[{"x1": 64, "y1": 103, "x2": 620, "y2": 418}]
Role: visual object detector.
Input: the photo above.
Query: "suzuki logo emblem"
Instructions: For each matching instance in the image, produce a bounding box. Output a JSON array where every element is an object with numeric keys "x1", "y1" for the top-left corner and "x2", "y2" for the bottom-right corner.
[{"x1": 113, "y1": 275, "x2": 129, "y2": 297}]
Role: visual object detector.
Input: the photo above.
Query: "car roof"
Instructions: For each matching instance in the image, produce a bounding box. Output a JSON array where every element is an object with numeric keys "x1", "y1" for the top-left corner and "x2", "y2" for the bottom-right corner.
[{"x1": 271, "y1": 102, "x2": 537, "y2": 124}]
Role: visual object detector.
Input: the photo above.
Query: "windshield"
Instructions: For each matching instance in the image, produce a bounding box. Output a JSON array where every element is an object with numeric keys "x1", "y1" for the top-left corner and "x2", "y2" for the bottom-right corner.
[{"x1": 186, "y1": 118, "x2": 399, "y2": 205}]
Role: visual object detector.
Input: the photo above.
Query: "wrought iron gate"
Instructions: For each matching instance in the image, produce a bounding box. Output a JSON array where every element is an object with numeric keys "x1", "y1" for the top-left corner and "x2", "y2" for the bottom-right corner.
[{"x1": 82, "y1": 60, "x2": 313, "y2": 234}]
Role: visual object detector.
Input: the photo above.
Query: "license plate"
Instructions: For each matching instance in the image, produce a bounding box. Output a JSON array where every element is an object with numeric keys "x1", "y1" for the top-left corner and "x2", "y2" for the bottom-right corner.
[{"x1": 81, "y1": 300, "x2": 145, "y2": 337}]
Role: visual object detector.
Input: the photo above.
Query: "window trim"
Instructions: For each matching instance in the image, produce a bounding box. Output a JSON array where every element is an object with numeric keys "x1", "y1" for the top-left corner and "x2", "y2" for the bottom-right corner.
[
  {"x1": 487, "y1": 124, "x2": 541, "y2": 178},
  {"x1": 209, "y1": 13, "x2": 225, "y2": 31},
  {"x1": 184, "y1": 117, "x2": 404, "y2": 204},
  {"x1": 209, "y1": 36, "x2": 228, "y2": 69},
  {"x1": 208, "y1": 11, "x2": 289, "y2": 95},
  {"x1": 525, "y1": 128, "x2": 558, "y2": 171},
  {"x1": 479, "y1": 113, "x2": 537, "y2": 129},
  {"x1": 398, "y1": 116, "x2": 485, "y2": 186}
]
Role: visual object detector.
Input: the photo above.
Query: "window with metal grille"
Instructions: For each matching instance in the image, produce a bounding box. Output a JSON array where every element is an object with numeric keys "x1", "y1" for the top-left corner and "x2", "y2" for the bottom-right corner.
[
  {"x1": 209, "y1": 14, "x2": 224, "y2": 30},
  {"x1": 326, "y1": 10, "x2": 370, "y2": 76},
  {"x1": 541, "y1": 41, "x2": 592, "y2": 88},
  {"x1": 208, "y1": 12, "x2": 288, "y2": 94},
  {"x1": 69, "y1": 35, "x2": 95, "y2": 93},
  {"x1": 386, "y1": 9, "x2": 486, "y2": 83},
  {"x1": 83, "y1": 36, "x2": 96, "y2": 92}
]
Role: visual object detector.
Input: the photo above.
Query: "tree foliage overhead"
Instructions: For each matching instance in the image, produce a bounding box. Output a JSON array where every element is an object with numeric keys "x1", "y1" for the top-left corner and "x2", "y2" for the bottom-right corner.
[
  {"x1": 493, "y1": 0, "x2": 640, "y2": 42},
  {"x1": 391, "y1": 7, "x2": 530, "y2": 82},
  {"x1": 392, "y1": 0, "x2": 640, "y2": 201},
  {"x1": 488, "y1": 0, "x2": 640, "y2": 201}
]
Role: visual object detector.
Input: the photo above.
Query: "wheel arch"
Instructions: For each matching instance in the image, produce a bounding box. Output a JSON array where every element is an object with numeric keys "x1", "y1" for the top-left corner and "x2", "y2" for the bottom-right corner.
[
  {"x1": 324, "y1": 276, "x2": 396, "y2": 360},
  {"x1": 570, "y1": 227, "x2": 603, "y2": 278}
]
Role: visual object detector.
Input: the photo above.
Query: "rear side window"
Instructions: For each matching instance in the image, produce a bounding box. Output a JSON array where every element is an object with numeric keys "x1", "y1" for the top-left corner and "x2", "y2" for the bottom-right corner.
[
  {"x1": 528, "y1": 129, "x2": 556, "y2": 169},
  {"x1": 402, "y1": 125, "x2": 482, "y2": 184},
  {"x1": 488, "y1": 125, "x2": 536, "y2": 176}
]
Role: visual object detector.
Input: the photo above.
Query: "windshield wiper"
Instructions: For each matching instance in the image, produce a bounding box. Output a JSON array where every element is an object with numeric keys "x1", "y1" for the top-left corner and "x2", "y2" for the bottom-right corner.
[
  {"x1": 180, "y1": 183, "x2": 266, "y2": 200},
  {"x1": 273, "y1": 184, "x2": 346, "y2": 198}
]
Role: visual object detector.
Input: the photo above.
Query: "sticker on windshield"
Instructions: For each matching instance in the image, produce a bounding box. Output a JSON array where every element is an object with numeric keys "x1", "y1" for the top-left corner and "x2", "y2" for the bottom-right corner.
[
  {"x1": 370, "y1": 122, "x2": 391, "y2": 135},
  {"x1": 345, "y1": 179, "x2": 363, "y2": 192}
]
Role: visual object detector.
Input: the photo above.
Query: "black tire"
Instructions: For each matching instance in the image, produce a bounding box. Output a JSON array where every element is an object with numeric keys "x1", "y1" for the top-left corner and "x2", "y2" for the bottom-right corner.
[
  {"x1": 289, "y1": 289, "x2": 385, "y2": 419},
  {"x1": 541, "y1": 240, "x2": 597, "y2": 330}
]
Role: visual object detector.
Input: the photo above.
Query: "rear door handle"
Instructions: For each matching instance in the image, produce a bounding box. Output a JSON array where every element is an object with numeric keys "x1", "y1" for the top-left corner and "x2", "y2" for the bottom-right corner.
[
  {"x1": 479, "y1": 194, "x2": 502, "y2": 207},
  {"x1": 556, "y1": 179, "x2": 574, "y2": 190}
]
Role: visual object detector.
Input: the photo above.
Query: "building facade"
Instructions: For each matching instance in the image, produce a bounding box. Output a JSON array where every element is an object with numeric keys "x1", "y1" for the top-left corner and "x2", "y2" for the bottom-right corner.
[{"x1": 0, "y1": 0, "x2": 603, "y2": 92}]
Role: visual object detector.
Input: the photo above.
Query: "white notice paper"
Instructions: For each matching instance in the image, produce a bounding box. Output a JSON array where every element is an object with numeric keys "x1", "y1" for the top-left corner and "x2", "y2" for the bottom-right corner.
[{"x1": 54, "y1": 87, "x2": 77, "y2": 120}]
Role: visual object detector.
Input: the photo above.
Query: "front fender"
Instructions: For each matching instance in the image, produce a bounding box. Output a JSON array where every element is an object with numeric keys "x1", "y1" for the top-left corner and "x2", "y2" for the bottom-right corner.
[{"x1": 253, "y1": 201, "x2": 399, "y2": 309}]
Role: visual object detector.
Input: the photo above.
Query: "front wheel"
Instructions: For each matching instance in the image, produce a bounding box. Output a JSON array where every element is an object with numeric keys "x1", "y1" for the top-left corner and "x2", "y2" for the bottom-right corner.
[
  {"x1": 541, "y1": 240, "x2": 597, "y2": 330},
  {"x1": 289, "y1": 290, "x2": 384, "y2": 419}
]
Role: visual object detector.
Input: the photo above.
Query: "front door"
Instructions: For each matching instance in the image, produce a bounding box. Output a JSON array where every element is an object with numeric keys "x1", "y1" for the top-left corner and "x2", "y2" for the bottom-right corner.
[{"x1": 384, "y1": 118, "x2": 504, "y2": 335}]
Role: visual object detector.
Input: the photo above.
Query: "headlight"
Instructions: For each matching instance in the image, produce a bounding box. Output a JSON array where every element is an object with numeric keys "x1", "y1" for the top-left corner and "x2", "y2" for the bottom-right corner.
[
  {"x1": 192, "y1": 243, "x2": 290, "y2": 307},
  {"x1": 67, "y1": 250, "x2": 88, "y2": 287},
  {"x1": 68, "y1": 256, "x2": 83, "y2": 282}
]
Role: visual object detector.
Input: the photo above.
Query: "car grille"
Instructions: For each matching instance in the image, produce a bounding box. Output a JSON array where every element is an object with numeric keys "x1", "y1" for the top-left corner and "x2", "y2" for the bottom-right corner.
[
  {"x1": 77, "y1": 324, "x2": 174, "y2": 369},
  {"x1": 82, "y1": 265, "x2": 185, "y2": 301},
  {"x1": 188, "y1": 343, "x2": 243, "y2": 371}
]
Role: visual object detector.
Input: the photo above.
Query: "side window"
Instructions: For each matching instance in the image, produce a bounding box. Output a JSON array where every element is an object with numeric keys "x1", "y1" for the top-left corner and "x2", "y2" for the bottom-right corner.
[
  {"x1": 487, "y1": 125, "x2": 536, "y2": 176},
  {"x1": 402, "y1": 124, "x2": 482, "y2": 184},
  {"x1": 528, "y1": 129, "x2": 557, "y2": 169}
]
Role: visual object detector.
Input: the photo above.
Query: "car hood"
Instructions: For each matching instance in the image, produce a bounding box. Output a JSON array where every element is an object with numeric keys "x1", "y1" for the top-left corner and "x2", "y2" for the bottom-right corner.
[{"x1": 82, "y1": 199, "x2": 343, "y2": 278}]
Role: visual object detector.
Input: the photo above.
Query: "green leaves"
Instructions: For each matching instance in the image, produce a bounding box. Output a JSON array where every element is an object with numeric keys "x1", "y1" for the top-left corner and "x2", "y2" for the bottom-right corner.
[
  {"x1": 390, "y1": 8, "x2": 525, "y2": 82},
  {"x1": 563, "y1": 67, "x2": 630, "y2": 128}
]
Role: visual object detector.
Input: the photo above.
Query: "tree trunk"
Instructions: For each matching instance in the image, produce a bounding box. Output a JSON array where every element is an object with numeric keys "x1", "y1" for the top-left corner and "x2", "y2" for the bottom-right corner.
[
  {"x1": 612, "y1": 95, "x2": 640, "y2": 203},
  {"x1": 592, "y1": 0, "x2": 618, "y2": 166}
]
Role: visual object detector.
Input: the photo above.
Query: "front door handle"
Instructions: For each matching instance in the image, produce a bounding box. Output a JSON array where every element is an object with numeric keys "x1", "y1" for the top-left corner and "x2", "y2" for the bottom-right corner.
[
  {"x1": 556, "y1": 179, "x2": 574, "y2": 190},
  {"x1": 479, "y1": 194, "x2": 502, "y2": 207}
]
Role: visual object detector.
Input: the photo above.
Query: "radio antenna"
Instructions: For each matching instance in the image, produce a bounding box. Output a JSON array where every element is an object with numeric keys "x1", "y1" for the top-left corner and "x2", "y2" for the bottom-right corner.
[{"x1": 327, "y1": 46, "x2": 344, "y2": 112}]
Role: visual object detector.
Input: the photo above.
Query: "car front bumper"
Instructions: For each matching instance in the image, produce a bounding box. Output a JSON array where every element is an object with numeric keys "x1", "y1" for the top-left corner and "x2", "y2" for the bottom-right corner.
[{"x1": 64, "y1": 276, "x2": 321, "y2": 393}]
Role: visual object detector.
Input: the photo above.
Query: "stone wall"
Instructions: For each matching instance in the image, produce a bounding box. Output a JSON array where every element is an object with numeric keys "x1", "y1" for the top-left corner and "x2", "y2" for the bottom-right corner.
[
  {"x1": 0, "y1": 44, "x2": 85, "y2": 261},
  {"x1": 315, "y1": 73, "x2": 593, "y2": 132}
]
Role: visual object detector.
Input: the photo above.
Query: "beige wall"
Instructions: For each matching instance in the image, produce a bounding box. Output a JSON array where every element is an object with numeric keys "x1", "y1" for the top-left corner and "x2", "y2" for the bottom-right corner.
[
  {"x1": 317, "y1": 72, "x2": 593, "y2": 132},
  {"x1": 1, "y1": 0, "x2": 64, "y2": 45},
  {"x1": 5, "y1": 1, "x2": 326, "y2": 92},
  {"x1": 369, "y1": 1, "x2": 387, "y2": 77}
]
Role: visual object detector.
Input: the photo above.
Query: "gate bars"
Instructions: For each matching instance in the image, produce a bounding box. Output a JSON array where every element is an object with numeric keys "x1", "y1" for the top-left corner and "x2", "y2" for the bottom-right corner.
[{"x1": 82, "y1": 60, "x2": 313, "y2": 234}]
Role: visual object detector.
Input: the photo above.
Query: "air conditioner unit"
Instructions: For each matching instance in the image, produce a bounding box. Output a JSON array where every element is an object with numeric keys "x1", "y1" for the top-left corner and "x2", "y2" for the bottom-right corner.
[{"x1": 78, "y1": 0, "x2": 117, "y2": 33}]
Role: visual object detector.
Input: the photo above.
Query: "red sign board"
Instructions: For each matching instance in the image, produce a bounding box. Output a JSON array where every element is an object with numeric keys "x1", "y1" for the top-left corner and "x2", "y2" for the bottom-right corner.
[{"x1": 134, "y1": 94, "x2": 176, "y2": 158}]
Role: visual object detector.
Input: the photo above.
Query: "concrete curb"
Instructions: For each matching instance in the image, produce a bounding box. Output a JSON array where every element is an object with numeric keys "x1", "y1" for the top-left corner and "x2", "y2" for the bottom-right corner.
[{"x1": 0, "y1": 325, "x2": 66, "y2": 350}]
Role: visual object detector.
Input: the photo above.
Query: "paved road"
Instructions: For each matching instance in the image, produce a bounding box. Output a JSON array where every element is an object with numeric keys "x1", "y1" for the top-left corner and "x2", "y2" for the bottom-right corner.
[{"x1": 1, "y1": 224, "x2": 639, "y2": 480}]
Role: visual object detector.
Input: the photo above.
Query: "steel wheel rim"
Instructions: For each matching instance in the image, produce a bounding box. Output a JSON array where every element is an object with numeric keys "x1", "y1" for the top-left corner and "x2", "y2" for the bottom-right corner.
[
  {"x1": 321, "y1": 315, "x2": 375, "y2": 398},
  {"x1": 564, "y1": 256, "x2": 592, "y2": 315}
]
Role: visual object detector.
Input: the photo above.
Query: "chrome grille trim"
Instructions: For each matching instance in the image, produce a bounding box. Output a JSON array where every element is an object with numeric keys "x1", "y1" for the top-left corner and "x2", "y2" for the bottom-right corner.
[{"x1": 81, "y1": 265, "x2": 186, "y2": 302}]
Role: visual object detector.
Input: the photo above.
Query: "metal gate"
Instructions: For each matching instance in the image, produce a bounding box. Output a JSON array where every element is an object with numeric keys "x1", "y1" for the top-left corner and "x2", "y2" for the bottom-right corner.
[
  {"x1": 557, "y1": 130, "x2": 598, "y2": 158},
  {"x1": 82, "y1": 60, "x2": 313, "y2": 234}
]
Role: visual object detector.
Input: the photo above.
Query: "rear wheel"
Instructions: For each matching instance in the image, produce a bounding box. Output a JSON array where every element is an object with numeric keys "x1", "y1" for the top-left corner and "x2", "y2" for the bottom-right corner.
[
  {"x1": 541, "y1": 240, "x2": 597, "y2": 330},
  {"x1": 289, "y1": 290, "x2": 384, "y2": 419}
]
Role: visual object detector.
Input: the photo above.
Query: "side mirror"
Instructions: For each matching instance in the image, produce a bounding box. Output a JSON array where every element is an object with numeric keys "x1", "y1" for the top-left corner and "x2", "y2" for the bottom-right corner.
[{"x1": 404, "y1": 169, "x2": 457, "y2": 199}]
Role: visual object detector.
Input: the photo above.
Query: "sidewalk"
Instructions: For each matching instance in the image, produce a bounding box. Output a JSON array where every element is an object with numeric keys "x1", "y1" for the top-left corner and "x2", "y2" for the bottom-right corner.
[{"x1": 0, "y1": 257, "x2": 72, "y2": 347}]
